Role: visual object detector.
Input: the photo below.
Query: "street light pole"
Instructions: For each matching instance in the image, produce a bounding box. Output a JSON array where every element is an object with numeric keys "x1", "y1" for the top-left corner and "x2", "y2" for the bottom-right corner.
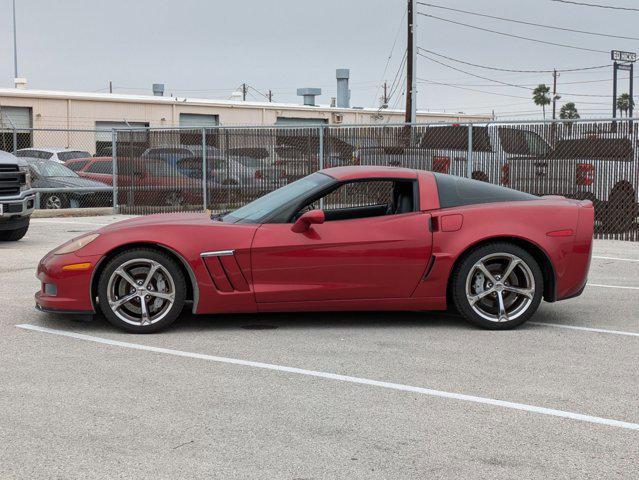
[{"x1": 12, "y1": 0, "x2": 18, "y2": 80}]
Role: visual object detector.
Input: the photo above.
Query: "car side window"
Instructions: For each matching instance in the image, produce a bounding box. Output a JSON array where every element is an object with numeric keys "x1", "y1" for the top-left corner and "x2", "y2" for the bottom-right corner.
[
  {"x1": 86, "y1": 162, "x2": 113, "y2": 174},
  {"x1": 298, "y1": 179, "x2": 415, "y2": 222}
]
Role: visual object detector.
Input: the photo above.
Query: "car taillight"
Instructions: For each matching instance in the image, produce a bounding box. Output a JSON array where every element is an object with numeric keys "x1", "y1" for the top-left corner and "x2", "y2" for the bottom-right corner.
[
  {"x1": 501, "y1": 163, "x2": 510, "y2": 185},
  {"x1": 432, "y1": 156, "x2": 450, "y2": 173},
  {"x1": 254, "y1": 170, "x2": 263, "y2": 179},
  {"x1": 576, "y1": 163, "x2": 594, "y2": 186}
]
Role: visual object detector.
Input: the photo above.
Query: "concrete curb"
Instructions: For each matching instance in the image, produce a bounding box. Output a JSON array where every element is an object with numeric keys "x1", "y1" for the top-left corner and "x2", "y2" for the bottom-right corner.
[{"x1": 31, "y1": 207, "x2": 115, "y2": 218}]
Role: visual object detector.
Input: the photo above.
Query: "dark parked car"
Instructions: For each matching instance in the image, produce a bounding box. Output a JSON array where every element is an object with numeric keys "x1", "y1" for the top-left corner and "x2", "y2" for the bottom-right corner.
[{"x1": 25, "y1": 159, "x2": 112, "y2": 209}]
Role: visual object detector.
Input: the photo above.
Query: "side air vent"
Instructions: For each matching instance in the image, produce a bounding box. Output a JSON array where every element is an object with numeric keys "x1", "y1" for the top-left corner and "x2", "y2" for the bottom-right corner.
[{"x1": 201, "y1": 250, "x2": 250, "y2": 292}]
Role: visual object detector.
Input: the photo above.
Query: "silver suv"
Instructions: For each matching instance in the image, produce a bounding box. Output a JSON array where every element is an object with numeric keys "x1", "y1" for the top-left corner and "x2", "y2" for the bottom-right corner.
[{"x1": 0, "y1": 150, "x2": 36, "y2": 241}]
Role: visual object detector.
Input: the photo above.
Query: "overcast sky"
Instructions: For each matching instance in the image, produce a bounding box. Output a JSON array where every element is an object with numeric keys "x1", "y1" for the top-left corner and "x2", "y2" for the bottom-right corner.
[{"x1": 1, "y1": 0, "x2": 637, "y2": 118}]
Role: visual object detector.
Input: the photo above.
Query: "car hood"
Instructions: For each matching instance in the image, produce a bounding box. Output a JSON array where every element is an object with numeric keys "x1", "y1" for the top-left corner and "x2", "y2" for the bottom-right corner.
[
  {"x1": 79, "y1": 212, "x2": 259, "y2": 258},
  {"x1": 33, "y1": 176, "x2": 111, "y2": 188},
  {"x1": 99, "y1": 212, "x2": 215, "y2": 232}
]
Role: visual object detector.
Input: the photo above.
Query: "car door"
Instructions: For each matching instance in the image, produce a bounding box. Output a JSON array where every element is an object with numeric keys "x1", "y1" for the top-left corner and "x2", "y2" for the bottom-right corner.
[{"x1": 250, "y1": 179, "x2": 433, "y2": 304}]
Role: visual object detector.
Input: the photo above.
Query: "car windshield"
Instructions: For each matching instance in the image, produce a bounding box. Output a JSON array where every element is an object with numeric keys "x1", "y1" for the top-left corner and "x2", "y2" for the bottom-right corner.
[
  {"x1": 31, "y1": 161, "x2": 78, "y2": 178},
  {"x1": 221, "y1": 172, "x2": 332, "y2": 223}
]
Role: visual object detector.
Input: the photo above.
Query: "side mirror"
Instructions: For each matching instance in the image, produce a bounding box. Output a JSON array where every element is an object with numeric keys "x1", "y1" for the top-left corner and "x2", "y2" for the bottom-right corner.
[{"x1": 291, "y1": 209, "x2": 325, "y2": 233}]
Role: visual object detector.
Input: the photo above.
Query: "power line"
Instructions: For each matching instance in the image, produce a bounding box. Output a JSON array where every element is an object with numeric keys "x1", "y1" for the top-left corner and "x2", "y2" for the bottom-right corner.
[
  {"x1": 375, "y1": 6, "x2": 407, "y2": 105},
  {"x1": 417, "y1": 12, "x2": 609, "y2": 53},
  {"x1": 417, "y1": 2, "x2": 639, "y2": 40},
  {"x1": 551, "y1": 0, "x2": 639, "y2": 11},
  {"x1": 387, "y1": 51, "x2": 408, "y2": 102},
  {"x1": 417, "y1": 48, "x2": 611, "y2": 74},
  {"x1": 418, "y1": 51, "x2": 613, "y2": 97},
  {"x1": 417, "y1": 78, "x2": 531, "y2": 99}
]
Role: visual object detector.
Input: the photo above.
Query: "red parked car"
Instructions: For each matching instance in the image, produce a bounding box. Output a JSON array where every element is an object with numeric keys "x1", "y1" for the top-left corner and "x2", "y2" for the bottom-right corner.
[
  {"x1": 65, "y1": 157, "x2": 201, "y2": 207},
  {"x1": 36, "y1": 166, "x2": 594, "y2": 333}
]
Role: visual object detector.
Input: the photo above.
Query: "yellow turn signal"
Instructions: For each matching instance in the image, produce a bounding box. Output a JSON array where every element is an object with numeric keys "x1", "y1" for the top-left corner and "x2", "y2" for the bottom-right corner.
[{"x1": 61, "y1": 262, "x2": 93, "y2": 271}]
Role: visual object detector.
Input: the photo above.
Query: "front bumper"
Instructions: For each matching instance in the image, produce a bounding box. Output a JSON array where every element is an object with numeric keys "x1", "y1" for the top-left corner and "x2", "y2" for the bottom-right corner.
[
  {"x1": 0, "y1": 191, "x2": 35, "y2": 220},
  {"x1": 35, "y1": 251, "x2": 103, "y2": 314}
]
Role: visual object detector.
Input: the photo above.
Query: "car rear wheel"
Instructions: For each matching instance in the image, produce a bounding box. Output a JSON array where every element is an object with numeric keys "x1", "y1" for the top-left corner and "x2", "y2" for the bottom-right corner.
[
  {"x1": 42, "y1": 193, "x2": 69, "y2": 209},
  {"x1": 97, "y1": 249, "x2": 186, "y2": 333},
  {"x1": 452, "y1": 243, "x2": 543, "y2": 329}
]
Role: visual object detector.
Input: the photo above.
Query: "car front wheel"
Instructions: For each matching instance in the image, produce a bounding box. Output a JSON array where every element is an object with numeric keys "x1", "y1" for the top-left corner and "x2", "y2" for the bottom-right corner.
[
  {"x1": 452, "y1": 243, "x2": 543, "y2": 329},
  {"x1": 97, "y1": 249, "x2": 186, "y2": 333}
]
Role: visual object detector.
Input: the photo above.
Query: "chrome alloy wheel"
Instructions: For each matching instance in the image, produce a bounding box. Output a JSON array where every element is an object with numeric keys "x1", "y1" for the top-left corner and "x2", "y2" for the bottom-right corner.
[
  {"x1": 45, "y1": 194, "x2": 63, "y2": 209},
  {"x1": 106, "y1": 258, "x2": 176, "y2": 326},
  {"x1": 465, "y1": 253, "x2": 535, "y2": 323}
]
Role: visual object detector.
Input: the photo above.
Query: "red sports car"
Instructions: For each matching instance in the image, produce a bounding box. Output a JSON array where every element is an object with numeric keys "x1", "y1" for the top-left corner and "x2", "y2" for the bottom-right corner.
[{"x1": 35, "y1": 166, "x2": 594, "y2": 333}]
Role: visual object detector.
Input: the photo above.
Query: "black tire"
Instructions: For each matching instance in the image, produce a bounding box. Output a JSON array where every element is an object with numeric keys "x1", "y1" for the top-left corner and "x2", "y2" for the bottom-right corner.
[
  {"x1": 97, "y1": 248, "x2": 186, "y2": 333},
  {"x1": 604, "y1": 182, "x2": 636, "y2": 233},
  {"x1": 41, "y1": 193, "x2": 69, "y2": 210},
  {"x1": 452, "y1": 242, "x2": 544, "y2": 330},
  {"x1": 0, "y1": 224, "x2": 29, "y2": 241}
]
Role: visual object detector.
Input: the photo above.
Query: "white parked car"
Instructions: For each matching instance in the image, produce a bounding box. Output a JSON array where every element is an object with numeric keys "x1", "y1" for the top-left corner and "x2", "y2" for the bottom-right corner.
[{"x1": 16, "y1": 147, "x2": 92, "y2": 164}]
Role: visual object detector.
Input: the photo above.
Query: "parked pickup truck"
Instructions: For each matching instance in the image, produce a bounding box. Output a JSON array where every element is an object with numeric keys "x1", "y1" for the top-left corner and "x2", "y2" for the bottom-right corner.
[{"x1": 0, "y1": 150, "x2": 36, "y2": 241}]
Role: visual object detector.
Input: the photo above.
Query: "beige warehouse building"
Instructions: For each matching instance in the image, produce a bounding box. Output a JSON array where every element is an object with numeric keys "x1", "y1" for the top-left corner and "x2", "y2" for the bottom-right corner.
[{"x1": 0, "y1": 88, "x2": 490, "y2": 153}]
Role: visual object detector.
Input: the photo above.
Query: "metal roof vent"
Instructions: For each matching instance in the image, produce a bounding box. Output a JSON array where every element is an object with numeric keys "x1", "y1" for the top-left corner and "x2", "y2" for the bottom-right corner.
[
  {"x1": 297, "y1": 88, "x2": 321, "y2": 106},
  {"x1": 152, "y1": 84, "x2": 165, "y2": 96},
  {"x1": 336, "y1": 69, "x2": 350, "y2": 108}
]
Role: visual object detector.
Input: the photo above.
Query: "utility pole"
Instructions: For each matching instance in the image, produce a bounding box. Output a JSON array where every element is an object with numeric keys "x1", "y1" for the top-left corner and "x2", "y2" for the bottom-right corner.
[
  {"x1": 268, "y1": 89, "x2": 273, "y2": 102},
  {"x1": 612, "y1": 61, "x2": 618, "y2": 128},
  {"x1": 552, "y1": 69, "x2": 559, "y2": 120},
  {"x1": 405, "y1": 0, "x2": 416, "y2": 124},
  {"x1": 242, "y1": 83, "x2": 247, "y2": 101},
  {"x1": 381, "y1": 81, "x2": 389, "y2": 108},
  {"x1": 109, "y1": 80, "x2": 113, "y2": 94},
  {"x1": 12, "y1": 0, "x2": 18, "y2": 80}
]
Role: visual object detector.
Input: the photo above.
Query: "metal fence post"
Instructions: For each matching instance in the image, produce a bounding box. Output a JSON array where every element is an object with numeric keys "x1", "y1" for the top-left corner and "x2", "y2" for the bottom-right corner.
[
  {"x1": 201, "y1": 127, "x2": 207, "y2": 211},
  {"x1": 12, "y1": 128, "x2": 17, "y2": 154},
  {"x1": 466, "y1": 123, "x2": 473, "y2": 178},
  {"x1": 111, "y1": 130, "x2": 118, "y2": 214},
  {"x1": 318, "y1": 125, "x2": 324, "y2": 209}
]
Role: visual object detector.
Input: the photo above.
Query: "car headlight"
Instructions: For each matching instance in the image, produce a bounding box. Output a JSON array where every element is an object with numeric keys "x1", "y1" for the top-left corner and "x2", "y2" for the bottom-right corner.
[
  {"x1": 19, "y1": 166, "x2": 31, "y2": 191},
  {"x1": 54, "y1": 233, "x2": 100, "y2": 255}
]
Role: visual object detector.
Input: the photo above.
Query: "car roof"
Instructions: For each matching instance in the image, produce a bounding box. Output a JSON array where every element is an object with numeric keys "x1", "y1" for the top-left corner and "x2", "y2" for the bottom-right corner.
[
  {"x1": 322, "y1": 166, "x2": 420, "y2": 181},
  {"x1": 18, "y1": 147, "x2": 88, "y2": 153}
]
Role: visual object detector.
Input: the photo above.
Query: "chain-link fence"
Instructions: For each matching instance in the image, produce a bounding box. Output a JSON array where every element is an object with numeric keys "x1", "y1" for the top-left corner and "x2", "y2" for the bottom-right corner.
[{"x1": 1, "y1": 119, "x2": 638, "y2": 240}]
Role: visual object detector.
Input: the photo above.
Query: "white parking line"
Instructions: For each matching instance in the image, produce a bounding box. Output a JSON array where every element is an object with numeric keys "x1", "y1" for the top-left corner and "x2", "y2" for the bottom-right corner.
[
  {"x1": 530, "y1": 322, "x2": 639, "y2": 337},
  {"x1": 588, "y1": 283, "x2": 639, "y2": 290},
  {"x1": 15, "y1": 323, "x2": 639, "y2": 431},
  {"x1": 592, "y1": 255, "x2": 639, "y2": 263}
]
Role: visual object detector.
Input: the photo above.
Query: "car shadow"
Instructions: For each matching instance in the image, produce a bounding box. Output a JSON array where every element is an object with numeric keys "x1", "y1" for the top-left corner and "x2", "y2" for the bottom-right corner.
[{"x1": 32, "y1": 309, "x2": 475, "y2": 335}]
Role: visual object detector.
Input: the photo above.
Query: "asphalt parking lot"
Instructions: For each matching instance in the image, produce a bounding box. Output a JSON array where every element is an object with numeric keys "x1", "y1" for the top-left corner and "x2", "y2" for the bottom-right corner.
[{"x1": 1, "y1": 215, "x2": 638, "y2": 479}]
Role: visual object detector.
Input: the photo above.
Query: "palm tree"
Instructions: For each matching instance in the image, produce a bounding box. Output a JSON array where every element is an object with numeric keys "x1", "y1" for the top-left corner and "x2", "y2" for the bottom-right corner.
[
  {"x1": 616, "y1": 93, "x2": 634, "y2": 118},
  {"x1": 559, "y1": 102, "x2": 580, "y2": 120},
  {"x1": 532, "y1": 84, "x2": 551, "y2": 119}
]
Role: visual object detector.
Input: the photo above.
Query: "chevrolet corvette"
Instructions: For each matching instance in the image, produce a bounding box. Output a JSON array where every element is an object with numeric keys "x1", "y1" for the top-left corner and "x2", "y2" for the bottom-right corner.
[{"x1": 35, "y1": 166, "x2": 594, "y2": 333}]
